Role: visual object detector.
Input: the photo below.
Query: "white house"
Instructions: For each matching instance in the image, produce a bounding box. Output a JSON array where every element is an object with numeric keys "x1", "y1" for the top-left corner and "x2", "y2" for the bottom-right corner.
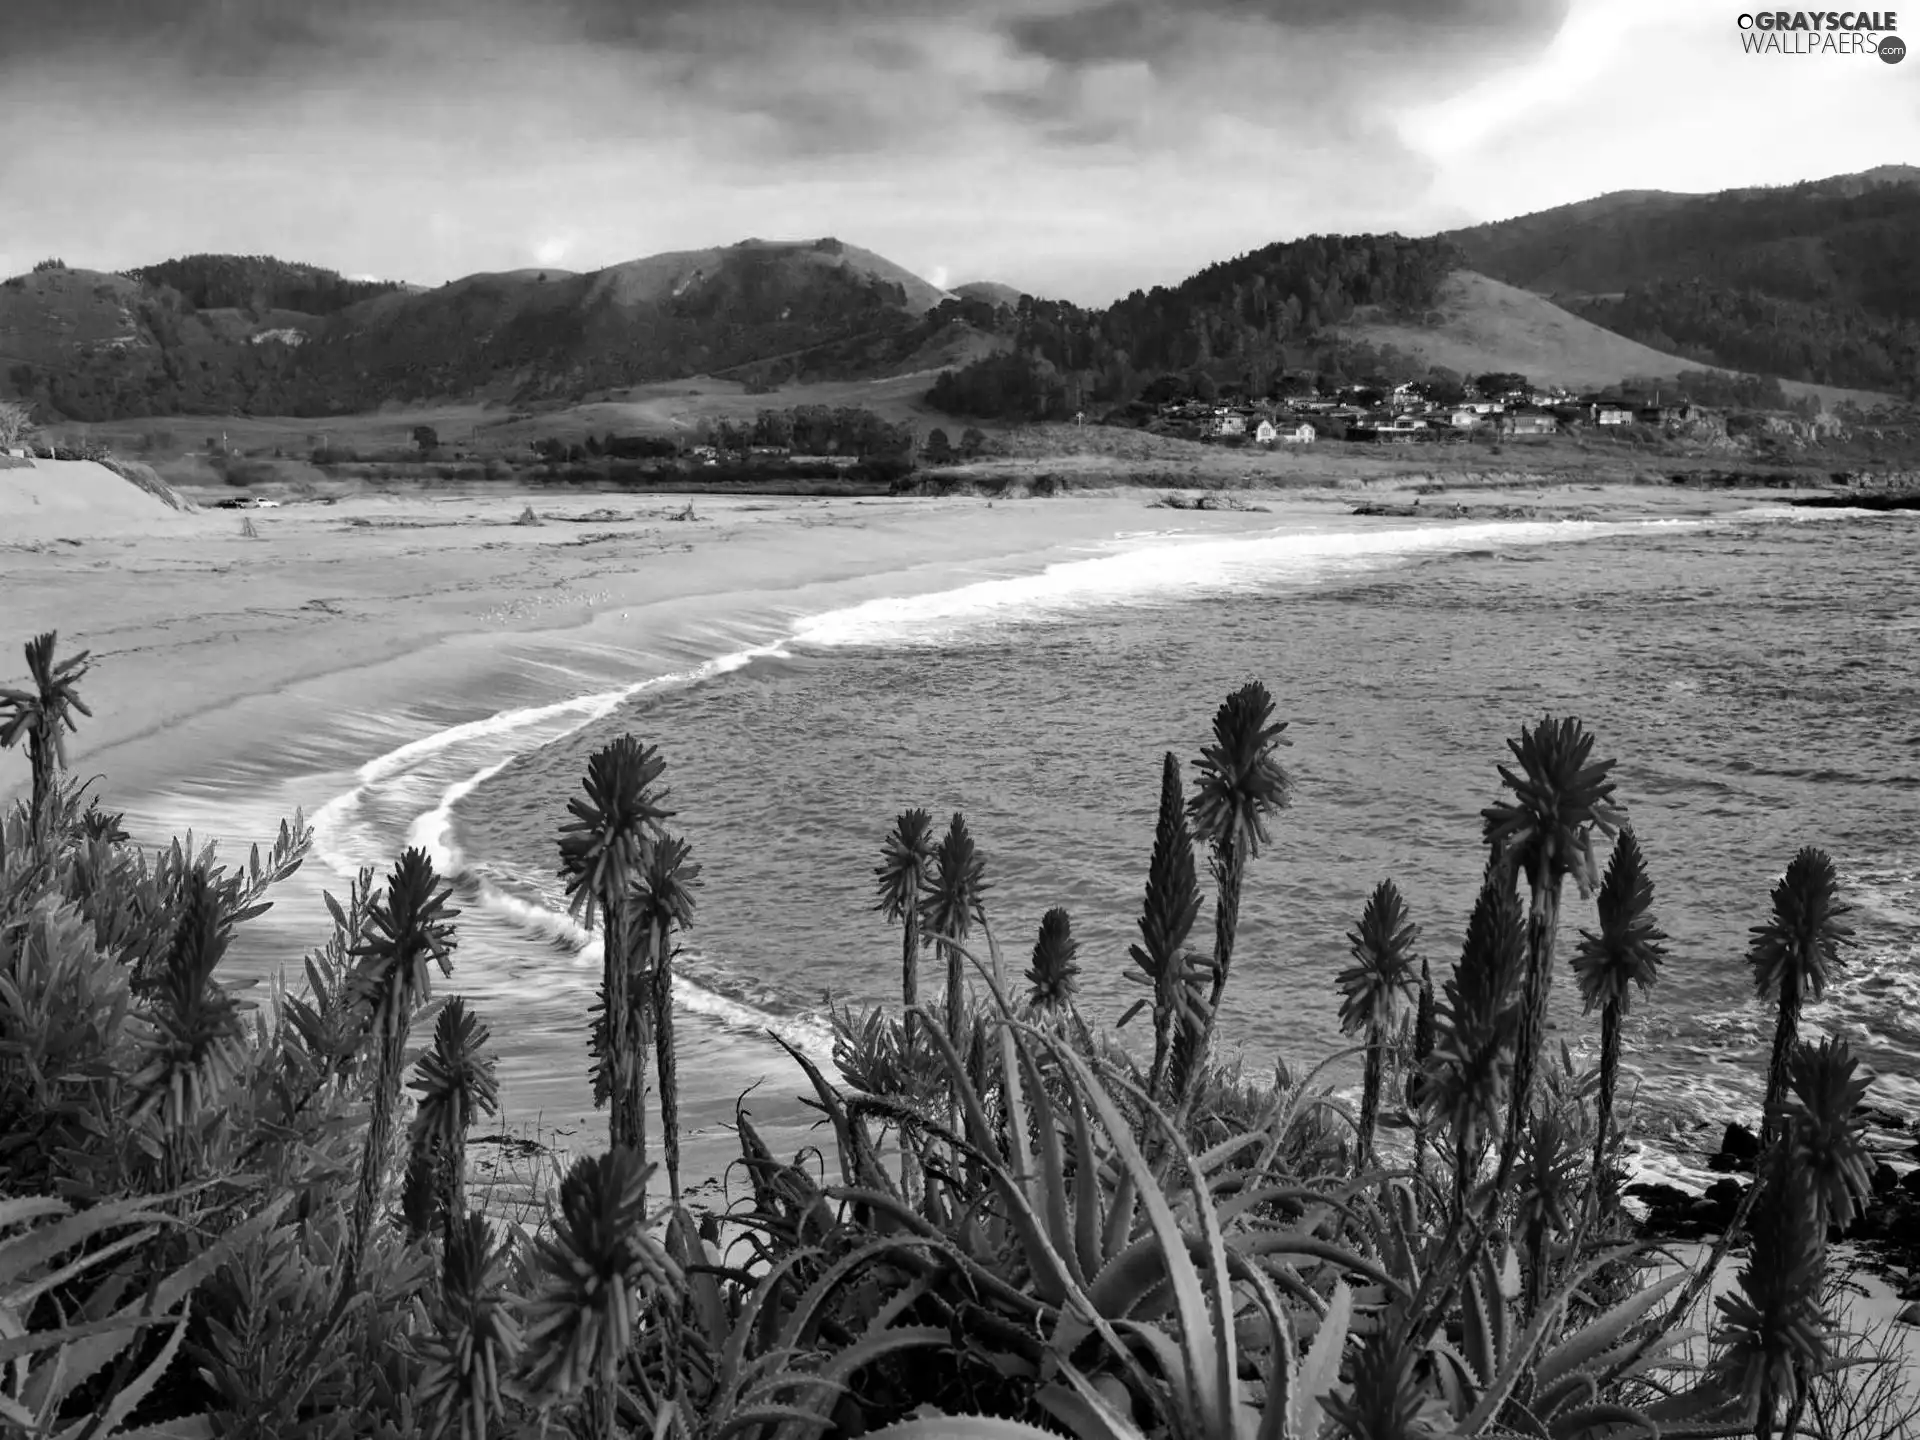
[
  {"x1": 1252, "y1": 418, "x2": 1278, "y2": 445},
  {"x1": 1281, "y1": 422, "x2": 1316, "y2": 444},
  {"x1": 1213, "y1": 410, "x2": 1247, "y2": 438}
]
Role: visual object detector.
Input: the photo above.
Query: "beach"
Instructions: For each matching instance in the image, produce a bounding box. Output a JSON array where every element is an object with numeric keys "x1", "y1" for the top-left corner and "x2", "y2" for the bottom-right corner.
[{"x1": 7, "y1": 470, "x2": 1905, "y2": 1202}]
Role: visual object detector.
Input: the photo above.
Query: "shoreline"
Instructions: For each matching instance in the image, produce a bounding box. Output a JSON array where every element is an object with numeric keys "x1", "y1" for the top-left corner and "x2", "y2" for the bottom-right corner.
[{"x1": 0, "y1": 476, "x2": 1869, "y2": 1200}]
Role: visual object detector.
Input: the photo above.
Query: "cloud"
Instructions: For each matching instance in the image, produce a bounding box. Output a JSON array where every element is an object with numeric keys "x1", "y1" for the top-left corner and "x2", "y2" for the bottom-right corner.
[{"x1": 10, "y1": 0, "x2": 1907, "y2": 309}]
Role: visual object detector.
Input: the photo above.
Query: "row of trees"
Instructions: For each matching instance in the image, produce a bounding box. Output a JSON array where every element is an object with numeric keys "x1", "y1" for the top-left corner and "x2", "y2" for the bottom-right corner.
[
  {"x1": 127, "y1": 254, "x2": 405, "y2": 318},
  {"x1": 0, "y1": 630, "x2": 1887, "y2": 1439}
]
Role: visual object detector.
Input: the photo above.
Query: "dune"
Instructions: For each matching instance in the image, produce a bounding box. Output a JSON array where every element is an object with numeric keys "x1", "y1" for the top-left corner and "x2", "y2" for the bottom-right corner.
[{"x1": 0, "y1": 457, "x2": 198, "y2": 540}]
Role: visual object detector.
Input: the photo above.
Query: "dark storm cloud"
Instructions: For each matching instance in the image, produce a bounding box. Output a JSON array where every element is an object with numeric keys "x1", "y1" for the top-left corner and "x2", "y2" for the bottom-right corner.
[{"x1": 0, "y1": 0, "x2": 400, "y2": 71}]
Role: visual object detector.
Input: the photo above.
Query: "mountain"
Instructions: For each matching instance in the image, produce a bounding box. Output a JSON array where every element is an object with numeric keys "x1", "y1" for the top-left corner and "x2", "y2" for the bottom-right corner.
[
  {"x1": 0, "y1": 239, "x2": 970, "y2": 420},
  {"x1": 13, "y1": 170, "x2": 1920, "y2": 424},
  {"x1": 1442, "y1": 168, "x2": 1920, "y2": 394}
]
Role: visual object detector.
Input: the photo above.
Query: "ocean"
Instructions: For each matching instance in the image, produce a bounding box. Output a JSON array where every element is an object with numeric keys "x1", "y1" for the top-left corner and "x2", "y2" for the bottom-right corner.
[{"x1": 301, "y1": 501, "x2": 1920, "y2": 1196}]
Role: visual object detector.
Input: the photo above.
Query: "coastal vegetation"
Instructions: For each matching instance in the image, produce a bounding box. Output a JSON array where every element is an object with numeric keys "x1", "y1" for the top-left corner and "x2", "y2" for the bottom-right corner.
[{"x1": 0, "y1": 629, "x2": 1901, "y2": 1439}]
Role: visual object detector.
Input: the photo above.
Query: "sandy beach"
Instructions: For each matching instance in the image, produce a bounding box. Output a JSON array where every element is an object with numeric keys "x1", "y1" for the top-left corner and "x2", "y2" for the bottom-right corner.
[{"x1": 0, "y1": 468, "x2": 1778, "y2": 809}]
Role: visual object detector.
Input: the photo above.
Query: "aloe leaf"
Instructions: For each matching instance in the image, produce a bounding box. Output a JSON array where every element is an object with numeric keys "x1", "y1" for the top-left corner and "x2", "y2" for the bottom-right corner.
[
  {"x1": 1046, "y1": 1041, "x2": 1226, "y2": 1439},
  {"x1": 43, "y1": 1196, "x2": 290, "y2": 1413},
  {"x1": 866, "y1": 1418, "x2": 1082, "y2": 1439},
  {"x1": 1548, "y1": 1401, "x2": 1661, "y2": 1440},
  {"x1": 1532, "y1": 1269, "x2": 1683, "y2": 1401},
  {"x1": 919, "y1": 1018, "x2": 1079, "y2": 1307},
  {"x1": 1038, "y1": 1358, "x2": 1152, "y2": 1440},
  {"x1": 1069, "y1": 1086, "x2": 1108, "y2": 1282},
  {"x1": 59, "y1": 1300, "x2": 193, "y2": 1440},
  {"x1": 1291, "y1": 1279, "x2": 1352, "y2": 1440},
  {"x1": 1017, "y1": 1041, "x2": 1087, "y2": 1291}
]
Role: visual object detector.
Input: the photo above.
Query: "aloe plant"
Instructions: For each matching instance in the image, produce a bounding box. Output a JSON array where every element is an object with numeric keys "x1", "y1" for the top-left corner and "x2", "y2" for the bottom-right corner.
[
  {"x1": 1337, "y1": 879, "x2": 1421, "y2": 1167},
  {"x1": 922, "y1": 812, "x2": 989, "y2": 1058},
  {"x1": 1180, "y1": 681, "x2": 1292, "y2": 1101},
  {"x1": 344, "y1": 847, "x2": 459, "y2": 1297},
  {"x1": 1121, "y1": 750, "x2": 1204, "y2": 1104},
  {"x1": 1712, "y1": 1157, "x2": 1830, "y2": 1440},
  {"x1": 1749, "y1": 847, "x2": 1852, "y2": 1147},
  {"x1": 1782, "y1": 1036, "x2": 1873, "y2": 1238},
  {"x1": 1408, "y1": 953, "x2": 1436, "y2": 1176},
  {"x1": 1481, "y1": 715, "x2": 1621, "y2": 1191},
  {"x1": 875, "y1": 808, "x2": 936, "y2": 1043},
  {"x1": 1569, "y1": 827, "x2": 1667, "y2": 1208},
  {"x1": 559, "y1": 735, "x2": 671, "y2": 1160},
  {"x1": 1024, "y1": 907, "x2": 1080, "y2": 1012},
  {"x1": 407, "y1": 995, "x2": 501, "y2": 1243},
  {"x1": 418, "y1": 1211, "x2": 523, "y2": 1440},
  {"x1": 635, "y1": 830, "x2": 699, "y2": 1205},
  {"x1": 521, "y1": 1147, "x2": 681, "y2": 1438},
  {"x1": 0, "y1": 630, "x2": 92, "y2": 851},
  {"x1": 1421, "y1": 865, "x2": 1526, "y2": 1218}
]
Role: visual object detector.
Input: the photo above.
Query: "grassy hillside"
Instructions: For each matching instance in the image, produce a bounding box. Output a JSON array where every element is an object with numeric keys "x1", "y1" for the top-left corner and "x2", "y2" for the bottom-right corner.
[
  {"x1": 1443, "y1": 169, "x2": 1920, "y2": 393},
  {"x1": 1346, "y1": 271, "x2": 1888, "y2": 408}
]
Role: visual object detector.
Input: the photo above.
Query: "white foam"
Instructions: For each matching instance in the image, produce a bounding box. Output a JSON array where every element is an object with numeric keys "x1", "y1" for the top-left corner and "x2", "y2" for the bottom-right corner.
[
  {"x1": 462, "y1": 873, "x2": 841, "y2": 1067},
  {"x1": 788, "y1": 517, "x2": 1710, "y2": 650}
]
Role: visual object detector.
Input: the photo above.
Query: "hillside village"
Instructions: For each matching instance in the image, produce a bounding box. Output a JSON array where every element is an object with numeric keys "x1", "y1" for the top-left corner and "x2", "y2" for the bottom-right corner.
[{"x1": 1123, "y1": 375, "x2": 1851, "y2": 451}]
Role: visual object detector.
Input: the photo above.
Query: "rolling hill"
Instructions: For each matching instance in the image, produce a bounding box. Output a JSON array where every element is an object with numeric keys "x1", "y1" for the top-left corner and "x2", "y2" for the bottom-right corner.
[
  {"x1": 1442, "y1": 167, "x2": 1920, "y2": 394},
  {"x1": 9, "y1": 168, "x2": 1920, "y2": 426},
  {"x1": 0, "y1": 239, "x2": 978, "y2": 420},
  {"x1": 1343, "y1": 271, "x2": 1883, "y2": 409}
]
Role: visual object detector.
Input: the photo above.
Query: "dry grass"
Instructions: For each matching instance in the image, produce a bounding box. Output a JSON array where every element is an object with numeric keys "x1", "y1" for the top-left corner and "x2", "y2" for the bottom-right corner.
[{"x1": 1351, "y1": 271, "x2": 1892, "y2": 410}]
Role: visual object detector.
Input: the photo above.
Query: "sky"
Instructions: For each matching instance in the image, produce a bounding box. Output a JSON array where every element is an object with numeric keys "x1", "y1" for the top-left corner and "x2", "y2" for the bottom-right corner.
[{"x1": 2, "y1": 0, "x2": 1916, "y2": 306}]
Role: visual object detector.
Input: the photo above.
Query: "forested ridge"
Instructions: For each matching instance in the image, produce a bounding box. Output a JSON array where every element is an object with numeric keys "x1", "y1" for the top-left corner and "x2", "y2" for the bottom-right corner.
[
  {"x1": 929, "y1": 233, "x2": 1461, "y2": 419},
  {"x1": 1450, "y1": 176, "x2": 1920, "y2": 394}
]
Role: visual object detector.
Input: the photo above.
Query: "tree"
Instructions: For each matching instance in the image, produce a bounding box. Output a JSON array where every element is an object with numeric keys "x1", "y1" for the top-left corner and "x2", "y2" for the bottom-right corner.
[
  {"x1": 343, "y1": 848, "x2": 459, "y2": 1298},
  {"x1": 636, "y1": 832, "x2": 699, "y2": 1204},
  {"x1": 0, "y1": 631, "x2": 93, "y2": 851},
  {"x1": 958, "y1": 426, "x2": 987, "y2": 459},
  {"x1": 558, "y1": 737, "x2": 672, "y2": 1165},
  {"x1": 1475, "y1": 371, "x2": 1531, "y2": 398},
  {"x1": 412, "y1": 425, "x2": 439, "y2": 454},
  {"x1": 1569, "y1": 828, "x2": 1666, "y2": 1207},
  {"x1": 923, "y1": 427, "x2": 953, "y2": 464},
  {"x1": 1337, "y1": 880, "x2": 1421, "y2": 1167},
  {"x1": 875, "y1": 810, "x2": 936, "y2": 1045},
  {"x1": 1749, "y1": 847, "x2": 1852, "y2": 1147},
  {"x1": 1481, "y1": 716, "x2": 1620, "y2": 1192},
  {"x1": 1175, "y1": 681, "x2": 1292, "y2": 1101},
  {"x1": 0, "y1": 399, "x2": 35, "y2": 449}
]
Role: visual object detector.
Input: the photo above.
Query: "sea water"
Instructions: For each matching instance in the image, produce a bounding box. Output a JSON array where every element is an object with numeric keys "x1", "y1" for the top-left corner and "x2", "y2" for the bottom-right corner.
[{"x1": 303, "y1": 503, "x2": 1920, "y2": 1195}]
